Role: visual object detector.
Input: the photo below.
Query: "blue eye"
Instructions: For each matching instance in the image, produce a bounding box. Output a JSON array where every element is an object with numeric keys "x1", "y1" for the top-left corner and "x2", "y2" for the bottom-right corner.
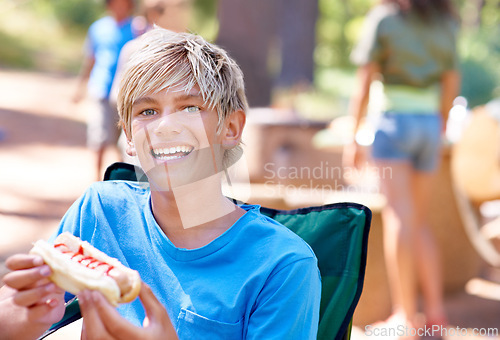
[
  {"x1": 141, "y1": 109, "x2": 156, "y2": 116},
  {"x1": 183, "y1": 106, "x2": 200, "y2": 113}
]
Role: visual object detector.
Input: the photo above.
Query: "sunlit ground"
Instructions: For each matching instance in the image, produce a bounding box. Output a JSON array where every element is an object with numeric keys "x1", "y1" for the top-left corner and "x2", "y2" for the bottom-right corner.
[{"x1": 0, "y1": 69, "x2": 119, "y2": 270}]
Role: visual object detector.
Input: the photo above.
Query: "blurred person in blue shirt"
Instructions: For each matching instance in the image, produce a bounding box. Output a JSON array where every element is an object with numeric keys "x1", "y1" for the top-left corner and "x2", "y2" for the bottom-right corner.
[{"x1": 73, "y1": 0, "x2": 142, "y2": 180}]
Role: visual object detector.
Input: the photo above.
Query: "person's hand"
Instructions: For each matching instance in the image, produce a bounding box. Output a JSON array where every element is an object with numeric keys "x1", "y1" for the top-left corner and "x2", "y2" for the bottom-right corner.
[
  {"x1": 72, "y1": 90, "x2": 85, "y2": 104},
  {"x1": 2, "y1": 254, "x2": 66, "y2": 326},
  {"x1": 79, "y1": 282, "x2": 178, "y2": 340},
  {"x1": 342, "y1": 141, "x2": 367, "y2": 170}
]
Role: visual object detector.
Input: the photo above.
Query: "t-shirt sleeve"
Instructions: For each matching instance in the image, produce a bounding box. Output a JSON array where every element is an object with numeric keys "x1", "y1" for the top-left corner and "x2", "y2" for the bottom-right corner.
[
  {"x1": 350, "y1": 7, "x2": 386, "y2": 66},
  {"x1": 246, "y1": 257, "x2": 321, "y2": 339},
  {"x1": 48, "y1": 186, "x2": 98, "y2": 243}
]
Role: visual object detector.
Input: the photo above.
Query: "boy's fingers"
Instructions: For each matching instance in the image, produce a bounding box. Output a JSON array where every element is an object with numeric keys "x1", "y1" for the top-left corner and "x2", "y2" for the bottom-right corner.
[
  {"x1": 79, "y1": 291, "x2": 112, "y2": 339},
  {"x1": 12, "y1": 283, "x2": 57, "y2": 307},
  {"x1": 139, "y1": 282, "x2": 168, "y2": 323},
  {"x1": 5, "y1": 254, "x2": 44, "y2": 270},
  {"x1": 26, "y1": 303, "x2": 53, "y2": 322},
  {"x1": 2, "y1": 265, "x2": 51, "y2": 290},
  {"x1": 25, "y1": 296, "x2": 63, "y2": 323},
  {"x1": 90, "y1": 291, "x2": 142, "y2": 338},
  {"x1": 139, "y1": 282, "x2": 178, "y2": 338}
]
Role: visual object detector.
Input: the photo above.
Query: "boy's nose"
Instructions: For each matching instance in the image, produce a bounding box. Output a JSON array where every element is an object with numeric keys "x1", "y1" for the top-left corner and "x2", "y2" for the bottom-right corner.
[{"x1": 152, "y1": 113, "x2": 183, "y2": 136}]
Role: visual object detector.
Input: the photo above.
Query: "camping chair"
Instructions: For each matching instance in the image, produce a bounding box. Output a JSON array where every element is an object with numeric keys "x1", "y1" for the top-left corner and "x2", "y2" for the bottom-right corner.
[
  {"x1": 451, "y1": 104, "x2": 500, "y2": 300},
  {"x1": 40, "y1": 162, "x2": 371, "y2": 340}
]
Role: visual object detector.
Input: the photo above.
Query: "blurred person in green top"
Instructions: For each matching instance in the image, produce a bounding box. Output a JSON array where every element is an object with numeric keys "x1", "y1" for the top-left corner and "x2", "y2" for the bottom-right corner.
[{"x1": 344, "y1": 0, "x2": 460, "y2": 336}]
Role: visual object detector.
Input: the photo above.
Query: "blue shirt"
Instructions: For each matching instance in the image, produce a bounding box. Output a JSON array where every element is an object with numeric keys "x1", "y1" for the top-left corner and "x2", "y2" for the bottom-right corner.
[
  {"x1": 86, "y1": 16, "x2": 136, "y2": 99},
  {"x1": 51, "y1": 181, "x2": 321, "y2": 339}
]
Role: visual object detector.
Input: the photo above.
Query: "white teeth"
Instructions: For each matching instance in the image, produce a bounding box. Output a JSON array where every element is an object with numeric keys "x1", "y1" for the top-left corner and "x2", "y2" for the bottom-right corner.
[
  {"x1": 151, "y1": 145, "x2": 193, "y2": 159},
  {"x1": 156, "y1": 154, "x2": 183, "y2": 161}
]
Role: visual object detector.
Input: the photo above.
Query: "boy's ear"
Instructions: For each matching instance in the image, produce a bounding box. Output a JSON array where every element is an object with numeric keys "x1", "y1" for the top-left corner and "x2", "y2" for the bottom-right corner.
[
  {"x1": 221, "y1": 110, "x2": 246, "y2": 149},
  {"x1": 126, "y1": 140, "x2": 137, "y2": 157},
  {"x1": 122, "y1": 124, "x2": 137, "y2": 156}
]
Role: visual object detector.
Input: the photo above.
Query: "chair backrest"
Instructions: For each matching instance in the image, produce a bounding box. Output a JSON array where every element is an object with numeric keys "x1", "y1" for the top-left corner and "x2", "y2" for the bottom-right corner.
[
  {"x1": 260, "y1": 203, "x2": 370, "y2": 340},
  {"x1": 40, "y1": 162, "x2": 371, "y2": 340}
]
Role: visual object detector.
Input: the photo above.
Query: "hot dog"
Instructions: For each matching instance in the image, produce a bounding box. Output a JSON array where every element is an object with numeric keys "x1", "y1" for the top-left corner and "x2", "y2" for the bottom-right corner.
[{"x1": 29, "y1": 232, "x2": 141, "y2": 305}]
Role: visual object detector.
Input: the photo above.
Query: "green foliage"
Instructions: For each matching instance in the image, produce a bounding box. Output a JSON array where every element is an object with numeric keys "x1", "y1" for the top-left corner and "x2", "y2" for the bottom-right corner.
[
  {"x1": 0, "y1": 30, "x2": 36, "y2": 69},
  {"x1": 459, "y1": 27, "x2": 500, "y2": 107},
  {"x1": 0, "y1": 0, "x2": 88, "y2": 73},
  {"x1": 44, "y1": 0, "x2": 105, "y2": 32},
  {"x1": 455, "y1": 0, "x2": 500, "y2": 95},
  {"x1": 189, "y1": 0, "x2": 218, "y2": 41},
  {"x1": 316, "y1": 0, "x2": 372, "y2": 69}
]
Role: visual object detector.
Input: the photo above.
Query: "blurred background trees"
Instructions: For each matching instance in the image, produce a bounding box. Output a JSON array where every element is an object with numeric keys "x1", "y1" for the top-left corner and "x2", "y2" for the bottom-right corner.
[{"x1": 1, "y1": 0, "x2": 499, "y2": 115}]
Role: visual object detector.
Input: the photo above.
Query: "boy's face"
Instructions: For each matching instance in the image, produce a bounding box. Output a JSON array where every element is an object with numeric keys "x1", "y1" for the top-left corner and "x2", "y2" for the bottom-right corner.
[
  {"x1": 108, "y1": 0, "x2": 134, "y2": 20},
  {"x1": 127, "y1": 85, "x2": 226, "y2": 190}
]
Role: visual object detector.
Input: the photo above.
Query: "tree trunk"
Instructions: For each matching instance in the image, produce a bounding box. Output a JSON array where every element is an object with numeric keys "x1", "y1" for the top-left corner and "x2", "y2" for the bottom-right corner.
[
  {"x1": 216, "y1": 0, "x2": 319, "y2": 107},
  {"x1": 276, "y1": 0, "x2": 318, "y2": 89},
  {"x1": 216, "y1": 0, "x2": 278, "y2": 107},
  {"x1": 472, "y1": 0, "x2": 485, "y2": 27}
]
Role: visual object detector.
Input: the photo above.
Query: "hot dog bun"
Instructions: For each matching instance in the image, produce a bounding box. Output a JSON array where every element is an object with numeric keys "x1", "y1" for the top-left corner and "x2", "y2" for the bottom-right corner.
[{"x1": 30, "y1": 232, "x2": 141, "y2": 305}]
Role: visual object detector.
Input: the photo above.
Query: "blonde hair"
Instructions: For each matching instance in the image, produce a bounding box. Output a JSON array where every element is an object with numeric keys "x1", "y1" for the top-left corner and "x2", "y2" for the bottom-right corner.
[
  {"x1": 117, "y1": 28, "x2": 248, "y2": 167},
  {"x1": 118, "y1": 27, "x2": 248, "y2": 136}
]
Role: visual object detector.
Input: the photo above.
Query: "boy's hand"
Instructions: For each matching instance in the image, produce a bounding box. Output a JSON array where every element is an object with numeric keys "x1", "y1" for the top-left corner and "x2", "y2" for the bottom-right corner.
[
  {"x1": 2, "y1": 254, "x2": 65, "y2": 325},
  {"x1": 79, "y1": 282, "x2": 178, "y2": 340}
]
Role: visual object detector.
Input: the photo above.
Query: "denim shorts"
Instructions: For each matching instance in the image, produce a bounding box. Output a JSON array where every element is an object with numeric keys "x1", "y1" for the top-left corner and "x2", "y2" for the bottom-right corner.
[{"x1": 371, "y1": 112, "x2": 442, "y2": 172}]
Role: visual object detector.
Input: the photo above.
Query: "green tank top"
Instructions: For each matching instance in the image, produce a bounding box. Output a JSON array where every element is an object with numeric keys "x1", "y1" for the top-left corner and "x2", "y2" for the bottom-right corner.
[{"x1": 351, "y1": 4, "x2": 459, "y2": 112}]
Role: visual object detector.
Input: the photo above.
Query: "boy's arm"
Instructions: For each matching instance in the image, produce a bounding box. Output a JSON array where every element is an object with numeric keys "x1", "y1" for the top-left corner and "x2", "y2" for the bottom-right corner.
[
  {"x1": 72, "y1": 54, "x2": 95, "y2": 104},
  {"x1": 0, "y1": 255, "x2": 66, "y2": 340},
  {"x1": 246, "y1": 257, "x2": 321, "y2": 339}
]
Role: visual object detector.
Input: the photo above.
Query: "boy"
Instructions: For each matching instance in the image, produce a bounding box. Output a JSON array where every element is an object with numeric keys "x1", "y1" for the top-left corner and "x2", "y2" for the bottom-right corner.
[
  {"x1": 73, "y1": 0, "x2": 140, "y2": 180},
  {"x1": 0, "y1": 28, "x2": 321, "y2": 339}
]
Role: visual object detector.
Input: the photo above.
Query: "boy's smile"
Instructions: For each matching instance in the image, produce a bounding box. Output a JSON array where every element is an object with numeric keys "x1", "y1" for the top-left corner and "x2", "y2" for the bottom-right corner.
[
  {"x1": 151, "y1": 145, "x2": 194, "y2": 161},
  {"x1": 128, "y1": 85, "x2": 223, "y2": 190}
]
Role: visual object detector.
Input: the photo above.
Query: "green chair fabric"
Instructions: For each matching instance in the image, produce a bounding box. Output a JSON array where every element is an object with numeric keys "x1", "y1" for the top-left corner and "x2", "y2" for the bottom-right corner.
[
  {"x1": 260, "y1": 203, "x2": 370, "y2": 340},
  {"x1": 39, "y1": 162, "x2": 371, "y2": 340}
]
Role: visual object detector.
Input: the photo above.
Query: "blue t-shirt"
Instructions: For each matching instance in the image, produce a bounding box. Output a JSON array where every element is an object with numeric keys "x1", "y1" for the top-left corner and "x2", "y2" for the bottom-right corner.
[
  {"x1": 51, "y1": 181, "x2": 321, "y2": 339},
  {"x1": 86, "y1": 16, "x2": 136, "y2": 99}
]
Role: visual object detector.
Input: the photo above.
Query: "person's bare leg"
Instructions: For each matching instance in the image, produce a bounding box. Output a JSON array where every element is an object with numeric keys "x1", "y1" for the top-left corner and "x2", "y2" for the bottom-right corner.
[
  {"x1": 96, "y1": 146, "x2": 105, "y2": 181},
  {"x1": 411, "y1": 170, "x2": 446, "y2": 325},
  {"x1": 377, "y1": 160, "x2": 418, "y2": 328}
]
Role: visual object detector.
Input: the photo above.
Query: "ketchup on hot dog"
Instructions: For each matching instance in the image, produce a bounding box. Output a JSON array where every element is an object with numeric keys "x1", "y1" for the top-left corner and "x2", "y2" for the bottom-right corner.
[{"x1": 54, "y1": 243, "x2": 132, "y2": 297}]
